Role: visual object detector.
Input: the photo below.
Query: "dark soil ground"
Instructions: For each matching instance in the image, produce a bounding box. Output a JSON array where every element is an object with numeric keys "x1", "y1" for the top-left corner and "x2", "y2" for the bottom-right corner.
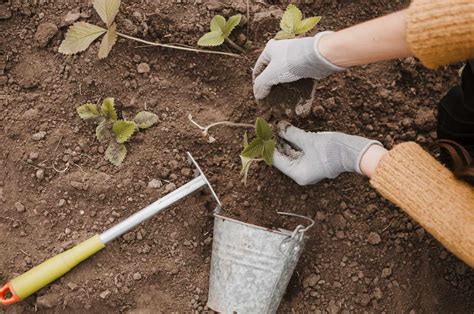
[{"x1": 1, "y1": 0, "x2": 473, "y2": 313}]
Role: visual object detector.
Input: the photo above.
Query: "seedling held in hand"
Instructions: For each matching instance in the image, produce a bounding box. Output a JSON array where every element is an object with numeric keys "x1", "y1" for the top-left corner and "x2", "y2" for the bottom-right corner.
[
  {"x1": 240, "y1": 118, "x2": 276, "y2": 185},
  {"x1": 198, "y1": 14, "x2": 244, "y2": 52},
  {"x1": 275, "y1": 4, "x2": 321, "y2": 39},
  {"x1": 77, "y1": 98, "x2": 158, "y2": 166},
  {"x1": 59, "y1": 0, "x2": 239, "y2": 59}
]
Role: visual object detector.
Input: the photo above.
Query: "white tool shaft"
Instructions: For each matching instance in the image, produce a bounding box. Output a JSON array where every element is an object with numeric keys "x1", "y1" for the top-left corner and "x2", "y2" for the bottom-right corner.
[{"x1": 100, "y1": 176, "x2": 207, "y2": 244}]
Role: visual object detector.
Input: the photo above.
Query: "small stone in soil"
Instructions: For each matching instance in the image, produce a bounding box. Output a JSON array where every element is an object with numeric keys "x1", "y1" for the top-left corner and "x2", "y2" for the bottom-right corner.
[
  {"x1": 36, "y1": 169, "x2": 45, "y2": 180},
  {"x1": 99, "y1": 290, "x2": 111, "y2": 299},
  {"x1": 367, "y1": 232, "x2": 381, "y2": 245},
  {"x1": 137, "y1": 62, "x2": 150, "y2": 74},
  {"x1": 62, "y1": 11, "x2": 80, "y2": 26},
  {"x1": 36, "y1": 293, "x2": 59, "y2": 308},
  {"x1": 164, "y1": 183, "x2": 176, "y2": 193},
  {"x1": 34, "y1": 22, "x2": 58, "y2": 48},
  {"x1": 15, "y1": 201, "x2": 26, "y2": 213},
  {"x1": 29, "y1": 151, "x2": 39, "y2": 160},
  {"x1": 133, "y1": 272, "x2": 142, "y2": 281},
  {"x1": 58, "y1": 199, "x2": 66, "y2": 207},
  {"x1": 32, "y1": 131, "x2": 46, "y2": 141},
  {"x1": 67, "y1": 282, "x2": 79, "y2": 290},
  {"x1": 381, "y1": 267, "x2": 392, "y2": 278},
  {"x1": 303, "y1": 273, "x2": 320, "y2": 288},
  {"x1": 147, "y1": 179, "x2": 162, "y2": 189}
]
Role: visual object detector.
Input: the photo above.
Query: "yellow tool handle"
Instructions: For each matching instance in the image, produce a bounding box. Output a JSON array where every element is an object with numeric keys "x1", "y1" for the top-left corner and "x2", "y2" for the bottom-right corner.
[{"x1": 0, "y1": 235, "x2": 105, "y2": 305}]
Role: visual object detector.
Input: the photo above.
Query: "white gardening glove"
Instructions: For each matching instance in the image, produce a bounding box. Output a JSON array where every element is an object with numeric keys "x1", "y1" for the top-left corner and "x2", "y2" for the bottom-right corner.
[
  {"x1": 273, "y1": 122, "x2": 383, "y2": 185},
  {"x1": 253, "y1": 31, "x2": 345, "y2": 100}
]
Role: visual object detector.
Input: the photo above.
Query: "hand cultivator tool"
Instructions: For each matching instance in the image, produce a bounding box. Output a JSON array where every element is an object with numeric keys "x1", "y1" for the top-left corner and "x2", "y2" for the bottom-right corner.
[{"x1": 0, "y1": 153, "x2": 220, "y2": 305}]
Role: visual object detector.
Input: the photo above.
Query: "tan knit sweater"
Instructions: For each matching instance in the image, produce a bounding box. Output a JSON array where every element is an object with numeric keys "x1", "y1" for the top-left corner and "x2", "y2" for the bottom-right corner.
[
  {"x1": 406, "y1": 0, "x2": 474, "y2": 69},
  {"x1": 371, "y1": 143, "x2": 474, "y2": 267},
  {"x1": 371, "y1": 0, "x2": 474, "y2": 267}
]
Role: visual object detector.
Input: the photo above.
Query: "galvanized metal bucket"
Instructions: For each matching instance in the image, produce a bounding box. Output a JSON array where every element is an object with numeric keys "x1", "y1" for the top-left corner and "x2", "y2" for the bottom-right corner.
[{"x1": 207, "y1": 209, "x2": 314, "y2": 314}]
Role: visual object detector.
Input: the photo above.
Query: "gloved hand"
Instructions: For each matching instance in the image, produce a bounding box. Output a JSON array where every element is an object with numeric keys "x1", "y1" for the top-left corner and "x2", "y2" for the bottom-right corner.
[
  {"x1": 273, "y1": 122, "x2": 383, "y2": 185},
  {"x1": 252, "y1": 31, "x2": 345, "y2": 100}
]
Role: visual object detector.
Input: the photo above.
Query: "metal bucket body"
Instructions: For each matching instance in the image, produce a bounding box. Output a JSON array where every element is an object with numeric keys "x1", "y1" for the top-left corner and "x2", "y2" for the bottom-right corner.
[{"x1": 207, "y1": 214, "x2": 305, "y2": 314}]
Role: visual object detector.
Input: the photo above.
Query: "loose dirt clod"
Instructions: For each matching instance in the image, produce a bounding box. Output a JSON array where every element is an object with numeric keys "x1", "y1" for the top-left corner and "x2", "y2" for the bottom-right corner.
[
  {"x1": 368, "y1": 231, "x2": 382, "y2": 245},
  {"x1": 36, "y1": 294, "x2": 59, "y2": 309},
  {"x1": 32, "y1": 131, "x2": 46, "y2": 141},
  {"x1": 147, "y1": 179, "x2": 162, "y2": 189},
  {"x1": 34, "y1": 23, "x2": 58, "y2": 48},
  {"x1": 137, "y1": 62, "x2": 150, "y2": 74},
  {"x1": 99, "y1": 290, "x2": 111, "y2": 299},
  {"x1": 14, "y1": 201, "x2": 25, "y2": 213}
]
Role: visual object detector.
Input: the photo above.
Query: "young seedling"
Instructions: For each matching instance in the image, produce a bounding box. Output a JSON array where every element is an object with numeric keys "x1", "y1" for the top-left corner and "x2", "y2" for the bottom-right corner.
[
  {"x1": 275, "y1": 4, "x2": 321, "y2": 39},
  {"x1": 197, "y1": 14, "x2": 244, "y2": 52},
  {"x1": 188, "y1": 115, "x2": 275, "y2": 185},
  {"x1": 240, "y1": 118, "x2": 276, "y2": 185},
  {"x1": 77, "y1": 98, "x2": 158, "y2": 166},
  {"x1": 59, "y1": 0, "x2": 239, "y2": 59}
]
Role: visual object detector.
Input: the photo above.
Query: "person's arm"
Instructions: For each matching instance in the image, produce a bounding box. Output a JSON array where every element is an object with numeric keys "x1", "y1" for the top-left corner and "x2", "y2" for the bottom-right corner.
[
  {"x1": 272, "y1": 123, "x2": 474, "y2": 267},
  {"x1": 253, "y1": 0, "x2": 474, "y2": 99},
  {"x1": 319, "y1": 10, "x2": 411, "y2": 67}
]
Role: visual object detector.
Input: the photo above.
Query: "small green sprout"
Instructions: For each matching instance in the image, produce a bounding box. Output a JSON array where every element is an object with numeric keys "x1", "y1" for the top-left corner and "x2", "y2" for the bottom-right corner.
[
  {"x1": 275, "y1": 4, "x2": 321, "y2": 40},
  {"x1": 240, "y1": 118, "x2": 276, "y2": 185},
  {"x1": 188, "y1": 115, "x2": 275, "y2": 185},
  {"x1": 198, "y1": 14, "x2": 244, "y2": 52},
  {"x1": 77, "y1": 98, "x2": 158, "y2": 166}
]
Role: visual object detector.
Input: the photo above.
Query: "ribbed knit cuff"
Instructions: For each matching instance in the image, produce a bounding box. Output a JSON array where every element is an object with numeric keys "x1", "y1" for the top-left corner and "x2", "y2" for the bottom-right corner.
[
  {"x1": 406, "y1": 0, "x2": 474, "y2": 69},
  {"x1": 370, "y1": 142, "x2": 474, "y2": 267}
]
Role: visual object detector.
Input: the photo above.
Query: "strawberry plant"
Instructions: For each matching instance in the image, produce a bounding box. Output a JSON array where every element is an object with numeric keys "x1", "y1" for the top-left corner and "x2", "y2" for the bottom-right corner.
[
  {"x1": 189, "y1": 115, "x2": 275, "y2": 185},
  {"x1": 59, "y1": 0, "x2": 238, "y2": 59},
  {"x1": 77, "y1": 98, "x2": 158, "y2": 166},
  {"x1": 240, "y1": 118, "x2": 276, "y2": 184},
  {"x1": 275, "y1": 4, "x2": 321, "y2": 39},
  {"x1": 198, "y1": 14, "x2": 244, "y2": 52}
]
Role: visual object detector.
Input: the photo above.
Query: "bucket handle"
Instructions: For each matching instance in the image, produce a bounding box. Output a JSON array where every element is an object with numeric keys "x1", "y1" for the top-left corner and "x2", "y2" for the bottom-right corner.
[
  {"x1": 277, "y1": 212, "x2": 315, "y2": 234},
  {"x1": 277, "y1": 212, "x2": 315, "y2": 258}
]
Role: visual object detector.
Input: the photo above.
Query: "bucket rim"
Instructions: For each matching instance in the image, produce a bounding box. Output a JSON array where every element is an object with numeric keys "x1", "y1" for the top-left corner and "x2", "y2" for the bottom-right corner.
[{"x1": 213, "y1": 213, "x2": 299, "y2": 238}]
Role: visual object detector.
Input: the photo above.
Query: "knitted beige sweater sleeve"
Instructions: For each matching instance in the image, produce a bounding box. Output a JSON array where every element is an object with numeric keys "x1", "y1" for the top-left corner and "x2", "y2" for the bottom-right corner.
[
  {"x1": 406, "y1": 0, "x2": 474, "y2": 69},
  {"x1": 370, "y1": 142, "x2": 474, "y2": 267}
]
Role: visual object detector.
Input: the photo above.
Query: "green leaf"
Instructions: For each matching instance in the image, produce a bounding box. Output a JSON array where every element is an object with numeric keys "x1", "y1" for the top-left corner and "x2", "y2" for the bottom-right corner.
[
  {"x1": 241, "y1": 138, "x2": 264, "y2": 158},
  {"x1": 280, "y1": 4, "x2": 302, "y2": 33},
  {"x1": 262, "y1": 139, "x2": 276, "y2": 166},
  {"x1": 210, "y1": 15, "x2": 226, "y2": 33},
  {"x1": 105, "y1": 141, "x2": 126, "y2": 166},
  {"x1": 243, "y1": 132, "x2": 249, "y2": 148},
  {"x1": 274, "y1": 30, "x2": 295, "y2": 39},
  {"x1": 98, "y1": 23, "x2": 117, "y2": 59},
  {"x1": 113, "y1": 120, "x2": 136, "y2": 143},
  {"x1": 93, "y1": 0, "x2": 121, "y2": 27},
  {"x1": 133, "y1": 111, "x2": 158, "y2": 129},
  {"x1": 96, "y1": 120, "x2": 111, "y2": 142},
  {"x1": 295, "y1": 16, "x2": 321, "y2": 35},
  {"x1": 224, "y1": 14, "x2": 241, "y2": 37},
  {"x1": 240, "y1": 155, "x2": 255, "y2": 186},
  {"x1": 58, "y1": 22, "x2": 107, "y2": 55},
  {"x1": 255, "y1": 117, "x2": 273, "y2": 141},
  {"x1": 197, "y1": 31, "x2": 225, "y2": 47},
  {"x1": 100, "y1": 97, "x2": 117, "y2": 121},
  {"x1": 77, "y1": 103, "x2": 100, "y2": 120}
]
